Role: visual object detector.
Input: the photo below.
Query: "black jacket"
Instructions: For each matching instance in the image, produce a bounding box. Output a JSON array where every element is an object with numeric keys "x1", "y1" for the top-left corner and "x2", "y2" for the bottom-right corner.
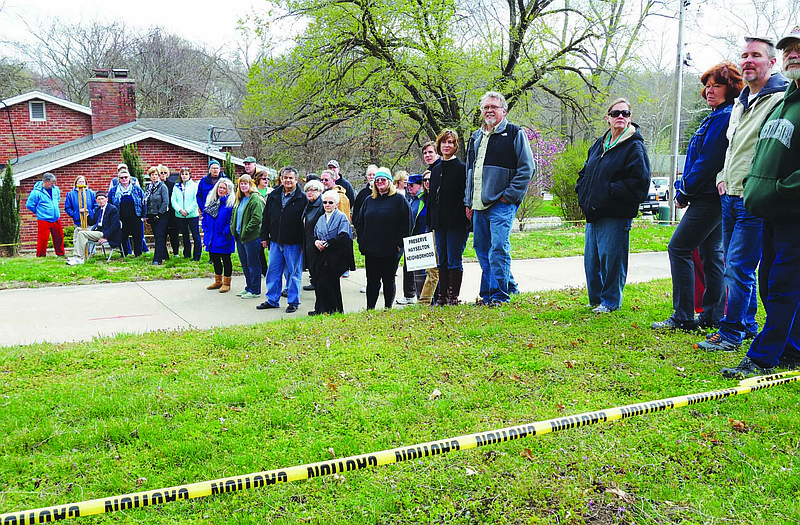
[
  {"x1": 89, "y1": 203, "x2": 123, "y2": 248},
  {"x1": 302, "y1": 197, "x2": 325, "y2": 269},
  {"x1": 426, "y1": 157, "x2": 470, "y2": 231},
  {"x1": 260, "y1": 186, "x2": 308, "y2": 245},
  {"x1": 575, "y1": 124, "x2": 651, "y2": 223},
  {"x1": 354, "y1": 192, "x2": 412, "y2": 258}
]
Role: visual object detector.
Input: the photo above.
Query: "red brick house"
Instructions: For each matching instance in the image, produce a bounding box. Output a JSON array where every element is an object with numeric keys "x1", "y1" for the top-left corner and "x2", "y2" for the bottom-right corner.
[{"x1": 1, "y1": 69, "x2": 268, "y2": 249}]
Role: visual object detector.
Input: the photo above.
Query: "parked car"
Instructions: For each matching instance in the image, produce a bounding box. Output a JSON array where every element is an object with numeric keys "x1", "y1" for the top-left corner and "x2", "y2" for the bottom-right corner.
[
  {"x1": 639, "y1": 180, "x2": 660, "y2": 215},
  {"x1": 652, "y1": 177, "x2": 670, "y2": 201}
]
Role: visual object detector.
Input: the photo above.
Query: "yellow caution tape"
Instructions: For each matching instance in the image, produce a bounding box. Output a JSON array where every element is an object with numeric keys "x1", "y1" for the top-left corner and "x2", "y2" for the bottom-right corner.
[{"x1": 2, "y1": 371, "x2": 798, "y2": 524}]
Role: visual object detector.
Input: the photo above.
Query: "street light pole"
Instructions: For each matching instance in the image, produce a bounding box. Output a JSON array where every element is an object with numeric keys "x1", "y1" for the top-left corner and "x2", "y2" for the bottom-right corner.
[{"x1": 668, "y1": 0, "x2": 688, "y2": 223}]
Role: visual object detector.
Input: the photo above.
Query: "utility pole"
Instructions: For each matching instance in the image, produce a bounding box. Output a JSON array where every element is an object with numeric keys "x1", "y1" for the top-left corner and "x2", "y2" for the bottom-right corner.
[{"x1": 668, "y1": 0, "x2": 688, "y2": 222}]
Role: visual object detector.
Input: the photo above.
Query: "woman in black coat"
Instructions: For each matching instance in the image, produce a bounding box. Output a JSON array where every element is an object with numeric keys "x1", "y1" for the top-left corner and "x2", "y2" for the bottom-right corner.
[
  {"x1": 302, "y1": 179, "x2": 325, "y2": 291},
  {"x1": 575, "y1": 98, "x2": 650, "y2": 313},
  {"x1": 354, "y1": 167, "x2": 412, "y2": 309},
  {"x1": 426, "y1": 129, "x2": 471, "y2": 305}
]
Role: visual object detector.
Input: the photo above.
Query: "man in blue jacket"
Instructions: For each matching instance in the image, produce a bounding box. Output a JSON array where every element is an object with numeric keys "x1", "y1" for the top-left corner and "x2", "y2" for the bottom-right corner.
[
  {"x1": 25, "y1": 172, "x2": 65, "y2": 257},
  {"x1": 465, "y1": 91, "x2": 535, "y2": 306}
]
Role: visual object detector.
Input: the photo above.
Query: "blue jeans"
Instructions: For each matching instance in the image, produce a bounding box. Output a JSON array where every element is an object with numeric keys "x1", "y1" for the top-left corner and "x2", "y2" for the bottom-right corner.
[
  {"x1": 667, "y1": 199, "x2": 725, "y2": 323},
  {"x1": 434, "y1": 229, "x2": 468, "y2": 271},
  {"x1": 473, "y1": 202, "x2": 516, "y2": 303},
  {"x1": 719, "y1": 194, "x2": 762, "y2": 344},
  {"x1": 236, "y1": 238, "x2": 262, "y2": 295},
  {"x1": 747, "y1": 221, "x2": 800, "y2": 367},
  {"x1": 266, "y1": 243, "x2": 303, "y2": 306},
  {"x1": 584, "y1": 217, "x2": 631, "y2": 310}
]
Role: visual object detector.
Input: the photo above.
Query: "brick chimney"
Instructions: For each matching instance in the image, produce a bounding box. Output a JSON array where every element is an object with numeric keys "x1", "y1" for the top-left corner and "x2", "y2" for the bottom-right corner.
[{"x1": 88, "y1": 68, "x2": 136, "y2": 134}]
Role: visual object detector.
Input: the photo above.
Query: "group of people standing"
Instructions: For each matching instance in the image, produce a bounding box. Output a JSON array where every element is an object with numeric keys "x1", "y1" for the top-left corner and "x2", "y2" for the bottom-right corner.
[
  {"x1": 577, "y1": 31, "x2": 800, "y2": 380},
  {"x1": 60, "y1": 163, "x2": 206, "y2": 265},
  {"x1": 203, "y1": 90, "x2": 535, "y2": 316}
]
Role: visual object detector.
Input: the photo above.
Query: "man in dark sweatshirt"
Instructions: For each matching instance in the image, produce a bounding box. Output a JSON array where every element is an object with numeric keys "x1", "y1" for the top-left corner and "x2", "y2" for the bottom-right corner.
[{"x1": 722, "y1": 27, "x2": 800, "y2": 379}]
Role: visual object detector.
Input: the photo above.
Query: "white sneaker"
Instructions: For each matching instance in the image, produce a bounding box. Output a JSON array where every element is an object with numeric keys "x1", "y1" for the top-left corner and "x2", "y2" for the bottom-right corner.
[
  {"x1": 360, "y1": 287, "x2": 367, "y2": 293},
  {"x1": 396, "y1": 296, "x2": 417, "y2": 305},
  {"x1": 66, "y1": 257, "x2": 85, "y2": 266}
]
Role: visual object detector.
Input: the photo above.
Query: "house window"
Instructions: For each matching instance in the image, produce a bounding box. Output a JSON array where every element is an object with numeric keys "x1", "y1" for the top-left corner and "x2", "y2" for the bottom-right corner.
[{"x1": 29, "y1": 101, "x2": 46, "y2": 121}]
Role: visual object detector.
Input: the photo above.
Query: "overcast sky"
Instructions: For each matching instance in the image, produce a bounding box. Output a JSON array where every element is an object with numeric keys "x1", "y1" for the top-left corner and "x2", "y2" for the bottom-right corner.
[
  {"x1": 1, "y1": 0, "x2": 263, "y2": 55},
  {"x1": 2, "y1": 0, "x2": 790, "y2": 80}
]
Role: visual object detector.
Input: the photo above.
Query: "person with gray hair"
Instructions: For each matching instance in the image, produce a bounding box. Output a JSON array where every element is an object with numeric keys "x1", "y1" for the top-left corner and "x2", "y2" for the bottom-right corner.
[
  {"x1": 25, "y1": 172, "x2": 65, "y2": 257},
  {"x1": 309, "y1": 189, "x2": 355, "y2": 315},
  {"x1": 464, "y1": 91, "x2": 535, "y2": 306},
  {"x1": 302, "y1": 178, "x2": 326, "y2": 292},
  {"x1": 720, "y1": 26, "x2": 800, "y2": 378}
]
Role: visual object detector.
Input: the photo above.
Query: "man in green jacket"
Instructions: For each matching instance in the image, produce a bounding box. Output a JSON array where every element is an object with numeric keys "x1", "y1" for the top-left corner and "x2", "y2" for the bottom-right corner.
[{"x1": 722, "y1": 26, "x2": 800, "y2": 378}]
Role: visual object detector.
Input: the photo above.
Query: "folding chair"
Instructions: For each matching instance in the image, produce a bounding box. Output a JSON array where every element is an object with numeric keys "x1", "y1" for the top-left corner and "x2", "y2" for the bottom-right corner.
[{"x1": 99, "y1": 243, "x2": 125, "y2": 262}]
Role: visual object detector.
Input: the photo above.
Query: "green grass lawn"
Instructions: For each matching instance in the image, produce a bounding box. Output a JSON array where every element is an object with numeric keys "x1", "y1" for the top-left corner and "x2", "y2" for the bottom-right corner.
[
  {"x1": 1, "y1": 281, "x2": 797, "y2": 524},
  {"x1": 0, "y1": 220, "x2": 675, "y2": 289}
]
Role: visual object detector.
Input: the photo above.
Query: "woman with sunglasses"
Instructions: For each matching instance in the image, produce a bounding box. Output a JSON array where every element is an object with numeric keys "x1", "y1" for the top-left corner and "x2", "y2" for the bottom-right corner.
[
  {"x1": 354, "y1": 167, "x2": 412, "y2": 309},
  {"x1": 109, "y1": 169, "x2": 146, "y2": 257},
  {"x1": 576, "y1": 98, "x2": 651, "y2": 313}
]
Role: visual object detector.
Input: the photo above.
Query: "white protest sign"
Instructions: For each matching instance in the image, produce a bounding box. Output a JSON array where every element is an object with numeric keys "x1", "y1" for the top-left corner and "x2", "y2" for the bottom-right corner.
[{"x1": 403, "y1": 232, "x2": 437, "y2": 271}]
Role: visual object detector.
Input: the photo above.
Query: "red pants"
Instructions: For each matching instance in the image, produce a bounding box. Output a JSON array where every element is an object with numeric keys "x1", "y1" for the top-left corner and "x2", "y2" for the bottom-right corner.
[{"x1": 36, "y1": 219, "x2": 65, "y2": 257}]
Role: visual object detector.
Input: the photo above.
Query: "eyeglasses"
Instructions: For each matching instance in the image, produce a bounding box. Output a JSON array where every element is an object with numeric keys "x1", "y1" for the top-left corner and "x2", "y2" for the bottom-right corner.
[
  {"x1": 119, "y1": 176, "x2": 129, "y2": 179},
  {"x1": 423, "y1": 179, "x2": 430, "y2": 183},
  {"x1": 322, "y1": 200, "x2": 336, "y2": 205},
  {"x1": 482, "y1": 104, "x2": 502, "y2": 111},
  {"x1": 159, "y1": 172, "x2": 169, "y2": 175},
  {"x1": 608, "y1": 109, "x2": 631, "y2": 118},
  {"x1": 306, "y1": 188, "x2": 320, "y2": 192}
]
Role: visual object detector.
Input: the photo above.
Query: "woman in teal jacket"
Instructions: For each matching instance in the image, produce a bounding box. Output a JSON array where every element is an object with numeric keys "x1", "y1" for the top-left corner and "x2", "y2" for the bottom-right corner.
[
  {"x1": 231, "y1": 174, "x2": 266, "y2": 298},
  {"x1": 171, "y1": 167, "x2": 201, "y2": 261}
]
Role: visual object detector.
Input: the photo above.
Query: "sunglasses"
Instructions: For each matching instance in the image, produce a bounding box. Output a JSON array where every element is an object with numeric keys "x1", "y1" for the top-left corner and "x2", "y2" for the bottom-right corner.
[
  {"x1": 322, "y1": 200, "x2": 336, "y2": 205},
  {"x1": 608, "y1": 109, "x2": 631, "y2": 118}
]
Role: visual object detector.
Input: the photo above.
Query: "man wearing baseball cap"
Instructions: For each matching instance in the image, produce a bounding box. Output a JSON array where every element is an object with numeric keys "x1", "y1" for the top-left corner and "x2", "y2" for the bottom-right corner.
[
  {"x1": 721, "y1": 26, "x2": 800, "y2": 378},
  {"x1": 327, "y1": 159, "x2": 356, "y2": 207}
]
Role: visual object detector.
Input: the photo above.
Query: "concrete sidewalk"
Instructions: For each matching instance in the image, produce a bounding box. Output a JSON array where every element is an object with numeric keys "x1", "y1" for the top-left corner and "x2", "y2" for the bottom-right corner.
[{"x1": 0, "y1": 252, "x2": 669, "y2": 347}]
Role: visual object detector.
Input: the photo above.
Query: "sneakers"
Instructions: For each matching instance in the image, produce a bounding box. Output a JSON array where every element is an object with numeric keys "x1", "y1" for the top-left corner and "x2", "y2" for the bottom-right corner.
[
  {"x1": 396, "y1": 296, "x2": 417, "y2": 305},
  {"x1": 359, "y1": 287, "x2": 367, "y2": 293},
  {"x1": 651, "y1": 315, "x2": 699, "y2": 332},
  {"x1": 66, "y1": 256, "x2": 85, "y2": 266},
  {"x1": 694, "y1": 332, "x2": 740, "y2": 352},
  {"x1": 721, "y1": 357, "x2": 775, "y2": 379},
  {"x1": 241, "y1": 292, "x2": 260, "y2": 299},
  {"x1": 236, "y1": 290, "x2": 249, "y2": 297},
  {"x1": 592, "y1": 305, "x2": 612, "y2": 314}
]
